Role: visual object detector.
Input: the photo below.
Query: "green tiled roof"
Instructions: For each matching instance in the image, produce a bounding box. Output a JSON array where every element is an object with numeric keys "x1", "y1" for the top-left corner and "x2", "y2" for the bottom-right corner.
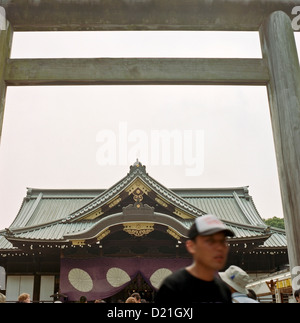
[{"x1": 0, "y1": 163, "x2": 286, "y2": 251}]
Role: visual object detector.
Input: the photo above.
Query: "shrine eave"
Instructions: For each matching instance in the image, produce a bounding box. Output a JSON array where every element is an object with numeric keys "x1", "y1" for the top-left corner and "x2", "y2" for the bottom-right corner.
[{"x1": 0, "y1": 220, "x2": 286, "y2": 255}]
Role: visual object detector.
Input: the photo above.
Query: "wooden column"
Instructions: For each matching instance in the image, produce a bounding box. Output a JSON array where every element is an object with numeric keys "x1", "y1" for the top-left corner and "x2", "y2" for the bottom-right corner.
[
  {"x1": 260, "y1": 11, "x2": 300, "y2": 291},
  {"x1": 0, "y1": 7, "x2": 13, "y2": 143}
]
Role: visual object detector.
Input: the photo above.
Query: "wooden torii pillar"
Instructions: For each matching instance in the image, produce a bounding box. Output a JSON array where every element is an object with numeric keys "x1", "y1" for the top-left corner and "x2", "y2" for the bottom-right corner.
[
  {"x1": 0, "y1": 0, "x2": 299, "y2": 293},
  {"x1": 260, "y1": 11, "x2": 300, "y2": 290},
  {"x1": 0, "y1": 9, "x2": 12, "y2": 144}
]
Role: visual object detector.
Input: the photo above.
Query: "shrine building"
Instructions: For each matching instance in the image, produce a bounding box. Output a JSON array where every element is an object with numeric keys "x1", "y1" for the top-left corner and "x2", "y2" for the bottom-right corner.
[{"x1": 0, "y1": 161, "x2": 288, "y2": 302}]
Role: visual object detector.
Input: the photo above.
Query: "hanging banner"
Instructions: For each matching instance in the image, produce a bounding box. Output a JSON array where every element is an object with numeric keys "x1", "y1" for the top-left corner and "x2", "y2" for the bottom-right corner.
[{"x1": 60, "y1": 257, "x2": 191, "y2": 301}]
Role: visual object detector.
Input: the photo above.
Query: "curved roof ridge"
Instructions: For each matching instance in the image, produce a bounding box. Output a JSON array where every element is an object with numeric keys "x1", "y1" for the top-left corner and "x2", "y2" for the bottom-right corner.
[
  {"x1": 138, "y1": 170, "x2": 205, "y2": 217},
  {"x1": 66, "y1": 162, "x2": 205, "y2": 222},
  {"x1": 232, "y1": 191, "x2": 265, "y2": 226}
]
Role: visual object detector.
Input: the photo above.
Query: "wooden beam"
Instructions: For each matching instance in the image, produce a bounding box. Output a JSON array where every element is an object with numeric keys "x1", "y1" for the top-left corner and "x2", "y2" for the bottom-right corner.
[
  {"x1": 260, "y1": 11, "x2": 300, "y2": 292},
  {"x1": 5, "y1": 58, "x2": 269, "y2": 86},
  {"x1": 0, "y1": 20, "x2": 13, "y2": 143},
  {"x1": 0, "y1": 0, "x2": 299, "y2": 31}
]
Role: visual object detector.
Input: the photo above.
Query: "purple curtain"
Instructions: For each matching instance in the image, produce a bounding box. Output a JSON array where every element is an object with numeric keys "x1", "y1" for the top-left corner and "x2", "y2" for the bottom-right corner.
[{"x1": 60, "y1": 257, "x2": 191, "y2": 301}]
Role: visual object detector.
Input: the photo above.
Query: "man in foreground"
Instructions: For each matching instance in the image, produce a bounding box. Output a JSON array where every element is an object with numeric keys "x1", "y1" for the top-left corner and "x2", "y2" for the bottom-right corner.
[{"x1": 155, "y1": 214, "x2": 234, "y2": 303}]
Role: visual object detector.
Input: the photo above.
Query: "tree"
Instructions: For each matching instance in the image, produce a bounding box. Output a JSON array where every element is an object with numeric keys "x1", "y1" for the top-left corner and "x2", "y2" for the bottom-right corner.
[{"x1": 263, "y1": 216, "x2": 285, "y2": 230}]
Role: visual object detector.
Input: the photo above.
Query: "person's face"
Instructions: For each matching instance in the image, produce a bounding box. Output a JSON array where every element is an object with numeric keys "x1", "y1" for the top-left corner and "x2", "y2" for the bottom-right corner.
[
  {"x1": 24, "y1": 295, "x2": 31, "y2": 303},
  {"x1": 296, "y1": 296, "x2": 300, "y2": 303},
  {"x1": 186, "y1": 232, "x2": 229, "y2": 272}
]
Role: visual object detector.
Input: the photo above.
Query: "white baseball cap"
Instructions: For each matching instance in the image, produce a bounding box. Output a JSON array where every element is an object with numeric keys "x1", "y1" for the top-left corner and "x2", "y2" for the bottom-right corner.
[{"x1": 188, "y1": 214, "x2": 235, "y2": 239}]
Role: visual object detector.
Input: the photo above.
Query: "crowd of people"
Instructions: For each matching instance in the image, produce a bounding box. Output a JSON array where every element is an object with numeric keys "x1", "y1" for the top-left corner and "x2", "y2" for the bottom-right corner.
[
  {"x1": 76, "y1": 292, "x2": 147, "y2": 303},
  {"x1": 1, "y1": 288, "x2": 299, "y2": 303},
  {"x1": 0, "y1": 215, "x2": 299, "y2": 304},
  {"x1": 0, "y1": 292, "x2": 31, "y2": 303}
]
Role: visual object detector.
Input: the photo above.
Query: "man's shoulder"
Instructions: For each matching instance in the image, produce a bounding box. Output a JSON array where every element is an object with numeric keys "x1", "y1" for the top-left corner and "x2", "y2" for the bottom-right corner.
[
  {"x1": 155, "y1": 268, "x2": 192, "y2": 303},
  {"x1": 158, "y1": 268, "x2": 191, "y2": 291},
  {"x1": 163, "y1": 268, "x2": 189, "y2": 282}
]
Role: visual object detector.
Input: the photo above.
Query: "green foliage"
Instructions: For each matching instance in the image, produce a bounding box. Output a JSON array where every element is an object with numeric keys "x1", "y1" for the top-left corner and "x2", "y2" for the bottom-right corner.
[{"x1": 263, "y1": 216, "x2": 285, "y2": 230}]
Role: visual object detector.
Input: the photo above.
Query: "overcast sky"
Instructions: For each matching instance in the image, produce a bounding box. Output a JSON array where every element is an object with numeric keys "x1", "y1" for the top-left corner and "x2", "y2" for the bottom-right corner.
[{"x1": 0, "y1": 31, "x2": 299, "y2": 229}]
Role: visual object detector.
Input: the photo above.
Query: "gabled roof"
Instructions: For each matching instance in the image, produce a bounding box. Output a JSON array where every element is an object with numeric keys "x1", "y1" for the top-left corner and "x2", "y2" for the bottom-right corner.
[
  {"x1": 8, "y1": 160, "x2": 204, "y2": 230},
  {"x1": 0, "y1": 161, "x2": 287, "y2": 251},
  {"x1": 64, "y1": 160, "x2": 204, "y2": 222}
]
